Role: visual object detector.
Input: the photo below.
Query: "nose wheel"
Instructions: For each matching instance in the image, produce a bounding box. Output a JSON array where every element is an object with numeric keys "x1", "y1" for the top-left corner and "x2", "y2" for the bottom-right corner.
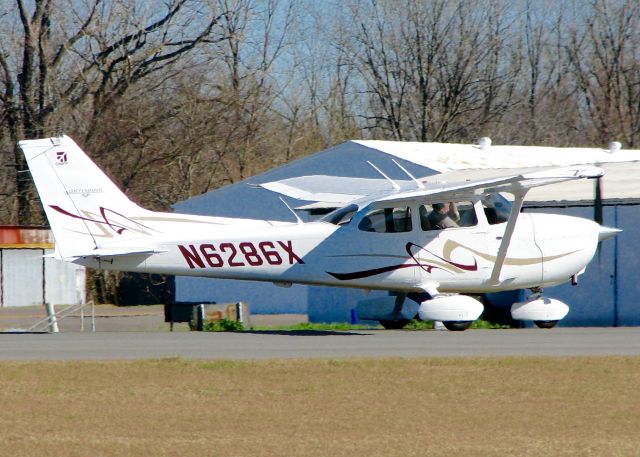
[
  {"x1": 442, "y1": 321, "x2": 473, "y2": 331},
  {"x1": 511, "y1": 289, "x2": 569, "y2": 328}
]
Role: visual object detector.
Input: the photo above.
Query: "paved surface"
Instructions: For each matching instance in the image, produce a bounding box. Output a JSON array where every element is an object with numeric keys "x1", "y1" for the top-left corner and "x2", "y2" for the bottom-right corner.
[
  {"x1": 0, "y1": 304, "x2": 168, "y2": 333},
  {"x1": 1, "y1": 328, "x2": 640, "y2": 360},
  {"x1": 0, "y1": 304, "x2": 307, "y2": 333}
]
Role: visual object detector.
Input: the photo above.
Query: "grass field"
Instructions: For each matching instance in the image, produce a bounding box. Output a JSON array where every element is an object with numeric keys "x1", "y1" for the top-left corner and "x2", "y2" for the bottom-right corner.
[{"x1": 1, "y1": 357, "x2": 639, "y2": 457}]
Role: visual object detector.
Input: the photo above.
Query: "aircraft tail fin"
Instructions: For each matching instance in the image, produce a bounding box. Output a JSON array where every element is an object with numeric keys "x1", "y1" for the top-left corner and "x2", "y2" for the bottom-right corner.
[{"x1": 19, "y1": 135, "x2": 154, "y2": 259}]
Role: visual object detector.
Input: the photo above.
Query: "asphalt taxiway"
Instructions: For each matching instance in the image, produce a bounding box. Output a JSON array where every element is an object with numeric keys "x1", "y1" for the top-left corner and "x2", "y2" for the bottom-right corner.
[{"x1": 1, "y1": 328, "x2": 640, "y2": 360}]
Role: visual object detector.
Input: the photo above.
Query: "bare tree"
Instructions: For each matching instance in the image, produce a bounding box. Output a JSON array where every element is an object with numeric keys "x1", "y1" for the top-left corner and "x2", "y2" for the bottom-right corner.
[
  {"x1": 269, "y1": 2, "x2": 360, "y2": 161},
  {"x1": 195, "y1": 0, "x2": 295, "y2": 184},
  {"x1": 0, "y1": 0, "x2": 229, "y2": 224},
  {"x1": 338, "y1": 0, "x2": 521, "y2": 143},
  {"x1": 566, "y1": 0, "x2": 640, "y2": 147},
  {"x1": 494, "y1": 0, "x2": 584, "y2": 146},
  {"x1": 4, "y1": 0, "x2": 640, "y2": 229}
]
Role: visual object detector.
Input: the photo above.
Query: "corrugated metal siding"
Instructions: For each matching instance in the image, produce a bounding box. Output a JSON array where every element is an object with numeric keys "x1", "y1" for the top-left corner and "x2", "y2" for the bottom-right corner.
[
  {"x1": 44, "y1": 250, "x2": 85, "y2": 305},
  {"x1": 1, "y1": 249, "x2": 44, "y2": 307},
  {"x1": 613, "y1": 206, "x2": 640, "y2": 325},
  {"x1": 0, "y1": 249, "x2": 85, "y2": 307},
  {"x1": 521, "y1": 205, "x2": 640, "y2": 327}
]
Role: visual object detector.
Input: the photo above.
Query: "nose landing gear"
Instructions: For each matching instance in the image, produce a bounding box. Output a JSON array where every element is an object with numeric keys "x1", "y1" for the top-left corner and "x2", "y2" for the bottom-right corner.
[{"x1": 511, "y1": 289, "x2": 569, "y2": 328}]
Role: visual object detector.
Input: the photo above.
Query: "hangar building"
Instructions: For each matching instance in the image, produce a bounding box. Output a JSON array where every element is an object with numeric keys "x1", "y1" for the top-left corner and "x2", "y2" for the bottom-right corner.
[
  {"x1": 0, "y1": 226, "x2": 86, "y2": 308},
  {"x1": 173, "y1": 140, "x2": 640, "y2": 327}
]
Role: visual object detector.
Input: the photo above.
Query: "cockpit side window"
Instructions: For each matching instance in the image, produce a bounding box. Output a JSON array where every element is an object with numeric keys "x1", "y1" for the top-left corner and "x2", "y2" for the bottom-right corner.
[
  {"x1": 358, "y1": 207, "x2": 412, "y2": 233},
  {"x1": 419, "y1": 201, "x2": 477, "y2": 231}
]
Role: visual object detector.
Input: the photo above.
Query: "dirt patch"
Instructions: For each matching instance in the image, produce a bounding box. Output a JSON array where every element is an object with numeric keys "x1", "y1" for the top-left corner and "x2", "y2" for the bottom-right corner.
[{"x1": 0, "y1": 357, "x2": 638, "y2": 457}]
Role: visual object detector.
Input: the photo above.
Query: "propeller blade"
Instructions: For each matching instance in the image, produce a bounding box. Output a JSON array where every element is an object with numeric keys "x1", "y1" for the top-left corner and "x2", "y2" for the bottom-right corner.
[{"x1": 594, "y1": 176, "x2": 603, "y2": 225}]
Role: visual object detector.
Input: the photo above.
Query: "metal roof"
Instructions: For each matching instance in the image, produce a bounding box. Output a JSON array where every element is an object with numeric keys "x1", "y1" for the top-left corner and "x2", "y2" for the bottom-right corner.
[
  {"x1": 354, "y1": 140, "x2": 640, "y2": 203},
  {"x1": 356, "y1": 139, "x2": 640, "y2": 171},
  {"x1": 175, "y1": 139, "x2": 640, "y2": 217}
]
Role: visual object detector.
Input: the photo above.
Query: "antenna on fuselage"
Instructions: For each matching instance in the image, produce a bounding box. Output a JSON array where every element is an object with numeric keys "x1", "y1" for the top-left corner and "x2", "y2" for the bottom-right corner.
[
  {"x1": 279, "y1": 197, "x2": 303, "y2": 224},
  {"x1": 391, "y1": 159, "x2": 425, "y2": 189},
  {"x1": 366, "y1": 161, "x2": 400, "y2": 190}
]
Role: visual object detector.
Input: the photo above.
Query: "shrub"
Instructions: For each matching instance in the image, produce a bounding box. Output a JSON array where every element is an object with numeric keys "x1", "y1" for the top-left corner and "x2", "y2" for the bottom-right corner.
[{"x1": 203, "y1": 319, "x2": 244, "y2": 332}]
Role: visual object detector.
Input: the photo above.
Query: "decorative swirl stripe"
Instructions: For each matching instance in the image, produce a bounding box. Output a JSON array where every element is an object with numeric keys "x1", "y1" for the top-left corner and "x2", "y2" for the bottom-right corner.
[
  {"x1": 49, "y1": 205, "x2": 155, "y2": 235},
  {"x1": 327, "y1": 242, "x2": 477, "y2": 280}
]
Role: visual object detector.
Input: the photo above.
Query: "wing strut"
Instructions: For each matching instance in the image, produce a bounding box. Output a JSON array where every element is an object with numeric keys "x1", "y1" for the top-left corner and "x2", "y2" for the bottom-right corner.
[{"x1": 489, "y1": 191, "x2": 527, "y2": 285}]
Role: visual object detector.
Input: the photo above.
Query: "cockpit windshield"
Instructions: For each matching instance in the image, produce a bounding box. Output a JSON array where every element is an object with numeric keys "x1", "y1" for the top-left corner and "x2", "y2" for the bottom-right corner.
[
  {"x1": 481, "y1": 193, "x2": 512, "y2": 225},
  {"x1": 322, "y1": 204, "x2": 358, "y2": 225}
]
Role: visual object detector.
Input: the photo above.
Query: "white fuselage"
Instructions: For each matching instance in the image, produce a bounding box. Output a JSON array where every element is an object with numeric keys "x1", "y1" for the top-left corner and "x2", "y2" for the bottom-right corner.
[
  {"x1": 75, "y1": 210, "x2": 600, "y2": 294},
  {"x1": 17, "y1": 135, "x2": 610, "y2": 302}
]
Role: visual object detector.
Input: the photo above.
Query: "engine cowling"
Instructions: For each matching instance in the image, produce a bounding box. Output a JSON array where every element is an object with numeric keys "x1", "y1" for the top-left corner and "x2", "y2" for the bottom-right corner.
[
  {"x1": 418, "y1": 295, "x2": 484, "y2": 322},
  {"x1": 510, "y1": 297, "x2": 569, "y2": 322}
]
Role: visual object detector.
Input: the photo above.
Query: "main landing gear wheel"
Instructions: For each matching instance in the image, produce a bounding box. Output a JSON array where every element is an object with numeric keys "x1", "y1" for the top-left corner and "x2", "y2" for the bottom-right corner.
[
  {"x1": 534, "y1": 320, "x2": 559, "y2": 329},
  {"x1": 442, "y1": 321, "x2": 472, "y2": 331},
  {"x1": 379, "y1": 320, "x2": 411, "y2": 330}
]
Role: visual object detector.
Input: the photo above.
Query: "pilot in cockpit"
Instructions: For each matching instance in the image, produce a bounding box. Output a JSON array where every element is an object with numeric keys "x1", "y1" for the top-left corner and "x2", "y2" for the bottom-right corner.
[{"x1": 428, "y1": 202, "x2": 460, "y2": 230}]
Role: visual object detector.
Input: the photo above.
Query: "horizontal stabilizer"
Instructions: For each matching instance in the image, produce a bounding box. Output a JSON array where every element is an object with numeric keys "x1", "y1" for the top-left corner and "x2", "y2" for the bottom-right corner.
[{"x1": 68, "y1": 247, "x2": 168, "y2": 260}]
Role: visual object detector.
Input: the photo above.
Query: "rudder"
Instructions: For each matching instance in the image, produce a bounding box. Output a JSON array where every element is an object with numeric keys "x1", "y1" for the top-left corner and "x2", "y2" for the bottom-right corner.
[{"x1": 19, "y1": 135, "x2": 152, "y2": 259}]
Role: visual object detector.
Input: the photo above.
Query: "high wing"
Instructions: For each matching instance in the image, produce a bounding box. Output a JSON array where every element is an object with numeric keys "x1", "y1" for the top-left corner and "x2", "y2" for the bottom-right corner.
[
  {"x1": 259, "y1": 165, "x2": 604, "y2": 207},
  {"x1": 258, "y1": 176, "x2": 415, "y2": 204},
  {"x1": 261, "y1": 165, "x2": 604, "y2": 286}
]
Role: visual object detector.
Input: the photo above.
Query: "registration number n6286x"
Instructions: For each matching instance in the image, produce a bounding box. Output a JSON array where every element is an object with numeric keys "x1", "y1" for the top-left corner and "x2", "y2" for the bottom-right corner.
[{"x1": 178, "y1": 241, "x2": 304, "y2": 269}]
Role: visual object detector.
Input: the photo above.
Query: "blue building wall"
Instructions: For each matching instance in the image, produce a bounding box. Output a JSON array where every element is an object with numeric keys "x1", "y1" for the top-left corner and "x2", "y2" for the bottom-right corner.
[
  {"x1": 175, "y1": 276, "x2": 308, "y2": 314},
  {"x1": 518, "y1": 204, "x2": 640, "y2": 327},
  {"x1": 614, "y1": 205, "x2": 640, "y2": 325},
  {"x1": 307, "y1": 285, "x2": 373, "y2": 323}
]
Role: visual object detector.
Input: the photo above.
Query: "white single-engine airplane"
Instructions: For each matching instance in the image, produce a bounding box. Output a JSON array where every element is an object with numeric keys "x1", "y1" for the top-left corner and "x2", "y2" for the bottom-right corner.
[{"x1": 20, "y1": 136, "x2": 622, "y2": 330}]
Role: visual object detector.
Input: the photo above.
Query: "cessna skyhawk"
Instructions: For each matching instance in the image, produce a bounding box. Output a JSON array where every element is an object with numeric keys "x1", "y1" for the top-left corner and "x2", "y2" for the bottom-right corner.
[{"x1": 19, "y1": 136, "x2": 622, "y2": 330}]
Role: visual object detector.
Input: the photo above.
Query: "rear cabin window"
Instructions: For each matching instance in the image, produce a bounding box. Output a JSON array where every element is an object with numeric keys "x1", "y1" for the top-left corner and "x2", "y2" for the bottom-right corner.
[{"x1": 358, "y1": 207, "x2": 412, "y2": 233}]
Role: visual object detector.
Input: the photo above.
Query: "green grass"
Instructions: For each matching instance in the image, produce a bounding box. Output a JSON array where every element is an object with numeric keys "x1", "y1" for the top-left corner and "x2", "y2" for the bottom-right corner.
[
  {"x1": 250, "y1": 321, "x2": 379, "y2": 331},
  {"x1": 470, "y1": 319, "x2": 512, "y2": 329},
  {"x1": 247, "y1": 319, "x2": 511, "y2": 332},
  {"x1": 404, "y1": 319, "x2": 511, "y2": 330},
  {"x1": 203, "y1": 318, "x2": 244, "y2": 332}
]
